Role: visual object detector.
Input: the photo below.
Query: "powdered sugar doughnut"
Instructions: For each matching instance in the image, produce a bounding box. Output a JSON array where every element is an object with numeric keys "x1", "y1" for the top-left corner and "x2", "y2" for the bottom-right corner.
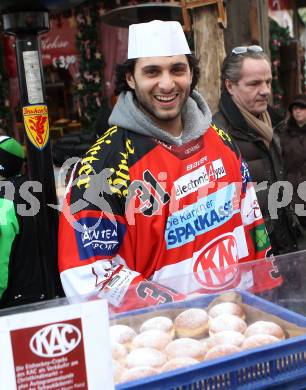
[
  {"x1": 162, "y1": 357, "x2": 199, "y2": 372},
  {"x1": 112, "y1": 342, "x2": 127, "y2": 361},
  {"x1": 205, "y1": 344, "x2": 242, "y2": 360},
  {"x1": 200, "y1": 338, "x2": 210, "y2": 351},
  {"x1": 112, "y1": 360, "x2": 124, "y2": 384},
  {"x1": 132, "y1": 329, "x2": 172, "y2": 350},
  {"x1": 110, "y1": 325, "x2": 136, "y2": 349},
  {"x1": 126, "y1": 348, "x2": 167, "y2": 369},
  {"x1": 209, "y1": 314, "x2": 247, "y2": 336},
  {"x1": 120, "y1": 366, "x2": 159, "y2": 383},
  {"x1": 174, "y1": 308, "x2": 209, "y2": 338},
  {"x1": 242, "y1": 334, "x2": 280, "y2": 350},
  {"x1": 244, "y1": 321, "x2": 285, "y2": 340},
  {"x1": 208, "y1": 302, "x2": 245, "y2": 320},
  {"x1": 140, "y1": 316, "x2": 174, "y2": 338},
  {"x1": 207, "y1": 330, "x2": 245, "y2": 348},
  {"x1": 165, "y1": 338, "x2": 207, "y2": 360}
]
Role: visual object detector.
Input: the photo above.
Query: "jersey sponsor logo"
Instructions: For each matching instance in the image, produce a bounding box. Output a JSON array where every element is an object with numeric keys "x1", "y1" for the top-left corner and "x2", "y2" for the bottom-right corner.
[
  {"x1": 75, "y1": 217, "x2": 126, "y2": 259},
  {"x1": 186, "y1": 156, "x2": 207, "y2": 171},
  {"x1": 250, "y1": 223, "x2": 270, "y2": 252},
  {"x1": 30, "y1": 323, "x2": 81, "y2": 358},
  {"x1": 193, "y1": 233, "x2": 240, "y2": 290},
  {"x1": 165, "y1": 183, "x2": 239, "y2": 249},
  {"x1": 184, "y1": 141, "x2": 201, "y2": 156},
  {"x1": 23, "y1": 105, "x2": 49, "y2": 149},
  {"x1": 174, "y1": 158, "x2": 226, "y2": 200}
]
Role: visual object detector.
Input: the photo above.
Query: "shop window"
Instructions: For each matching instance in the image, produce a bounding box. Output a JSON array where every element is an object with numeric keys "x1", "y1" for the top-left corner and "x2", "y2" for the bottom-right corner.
[{"x1": 44, "y1": 65, "x2": 76, "y2": 123}]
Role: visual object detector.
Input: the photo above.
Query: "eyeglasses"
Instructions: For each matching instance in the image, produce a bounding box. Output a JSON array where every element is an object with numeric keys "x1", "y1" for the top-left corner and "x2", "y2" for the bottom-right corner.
[{"x1": 231, "y1": 45, "x2": 263, "y2": 55}]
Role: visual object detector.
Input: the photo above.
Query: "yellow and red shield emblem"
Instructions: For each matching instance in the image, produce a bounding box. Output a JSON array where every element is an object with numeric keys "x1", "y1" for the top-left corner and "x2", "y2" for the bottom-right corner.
[{"x1": 23, "y1": 105, "x2": 50, "y2": 149}]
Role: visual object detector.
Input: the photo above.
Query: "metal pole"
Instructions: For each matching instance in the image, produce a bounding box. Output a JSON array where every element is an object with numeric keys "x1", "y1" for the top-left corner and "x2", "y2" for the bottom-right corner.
[{"x1": 2, "y1": 11, "x2": 62, "y2": 299}]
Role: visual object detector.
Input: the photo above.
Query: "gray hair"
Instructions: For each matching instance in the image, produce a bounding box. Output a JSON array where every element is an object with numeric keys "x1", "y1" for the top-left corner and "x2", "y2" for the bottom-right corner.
[{"x1": 221, "y1": 51, "x2": 271, "y2": 92}]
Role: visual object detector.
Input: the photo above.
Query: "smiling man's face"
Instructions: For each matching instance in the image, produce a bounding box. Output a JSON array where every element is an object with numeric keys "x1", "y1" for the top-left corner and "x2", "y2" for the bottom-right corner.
[{"x1": 126, "y1": 55, "x2": 192, "y2": 136}]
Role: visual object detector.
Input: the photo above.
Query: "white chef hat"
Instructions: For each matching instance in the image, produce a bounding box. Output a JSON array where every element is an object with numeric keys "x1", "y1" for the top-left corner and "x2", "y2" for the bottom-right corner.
[{"x1": 128, "y1": 20, "x2": 191, "y2": 59}]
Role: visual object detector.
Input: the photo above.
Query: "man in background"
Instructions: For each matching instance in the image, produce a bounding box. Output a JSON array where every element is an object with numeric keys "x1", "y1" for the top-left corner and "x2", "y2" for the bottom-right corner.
[{"x1": 213, "y1": 46, "x2": 299, "y2": 255}]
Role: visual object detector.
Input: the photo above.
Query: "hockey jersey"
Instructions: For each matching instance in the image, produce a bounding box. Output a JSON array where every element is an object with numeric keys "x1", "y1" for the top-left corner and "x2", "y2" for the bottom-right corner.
[{"x1": 58, "y1": 124, "x2": 281, "y2": 310}]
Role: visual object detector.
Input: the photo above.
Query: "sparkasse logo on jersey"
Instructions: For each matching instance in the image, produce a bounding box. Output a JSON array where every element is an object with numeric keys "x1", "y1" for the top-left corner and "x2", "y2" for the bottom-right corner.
[
  {"x1": 29, "y1": 323, "x2": 81, "y2": 358},
  {"x1": 174, "y1": 158, "x2": 226, "y2": 199}
]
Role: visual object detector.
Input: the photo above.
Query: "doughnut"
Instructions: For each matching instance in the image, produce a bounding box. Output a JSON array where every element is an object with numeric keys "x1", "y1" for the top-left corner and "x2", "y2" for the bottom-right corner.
[
  {"x1": 207, "y1": 330, "x2": 245, "y2": 348},
  {"x1": 242, "y1": 334, "x2": 280, "y2": 350},
  {"x1": 200, "y1": 338, "x2": 210, "y2": 351},
  {"x1": 165, "y1": 338, "x2": 207, "y2": 360},
  {"x1": 126, "y1": 347, "x2": 167, "y2": 369},
  {"x1": 209, "y1": 314, "x2": 247, "y2": 336},
  {"x1": 132, "y1": 329, "x2": 172, "y2": 350},
  {"x1": 111, "y1": 342, "x2": 127, "y2": 361},
  {"x1": 174, "y1": 308, "x2": 209, "y2": 338},
  {"x1": 109, "y1": 324, "x2": 136, "y2": 349},
  {"x1": 112, "y1": 360, "x2": 124, "y2": 384},
  {"x1": 244, "y1": 321, "x2": 285, "y2": 340},
  {"x1": 208, "y1": 302, "x2": 245, "y2": 320},
  {"x1": 120, "y1": 366, "x2": 159, "y2": 383},
  {"x1": 140, "y1": 316, "x2": 174, "y2": 338},
  {"x1": 205, "y1": 344, "x2": 242, "y2": 360},
  {"x1": 162, "y1": 357, "x2": 199, "y2": 372}
]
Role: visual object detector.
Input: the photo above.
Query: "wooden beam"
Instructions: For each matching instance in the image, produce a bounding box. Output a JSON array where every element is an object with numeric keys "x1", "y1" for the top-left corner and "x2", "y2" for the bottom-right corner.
[
  {"x1": 193, "y1": 4, "x2": 226, "y2": 113},
  {"x1": 180, "y1": 0, "x2": 227, "y2": 31}
]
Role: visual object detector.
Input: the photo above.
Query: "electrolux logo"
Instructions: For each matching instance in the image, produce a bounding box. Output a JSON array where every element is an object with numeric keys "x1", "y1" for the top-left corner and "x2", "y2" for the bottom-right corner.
[
  {"x1": 29, "y1": 323, "x2": 81, "y2": 358},
  {"x1": 174, "y1": 158, "x2": 226, "y2": 199}
]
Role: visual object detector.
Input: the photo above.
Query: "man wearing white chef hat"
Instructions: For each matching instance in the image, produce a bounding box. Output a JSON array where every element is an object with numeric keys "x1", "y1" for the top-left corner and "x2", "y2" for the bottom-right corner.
[{"x1": 59, "y1": 20, "x2": 282, "y2": 310}]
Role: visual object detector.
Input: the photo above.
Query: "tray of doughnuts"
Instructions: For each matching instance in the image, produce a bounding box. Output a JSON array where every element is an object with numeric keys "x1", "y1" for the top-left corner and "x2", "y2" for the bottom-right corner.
[{"x1": 111, "y1": 291, "x2": 306, "y2": 389}]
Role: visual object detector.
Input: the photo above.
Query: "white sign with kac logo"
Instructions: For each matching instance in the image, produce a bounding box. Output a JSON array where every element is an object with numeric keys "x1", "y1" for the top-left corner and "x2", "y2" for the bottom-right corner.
[{"x1": 0, "y1": 298, "x2": 114, "y2": 390}]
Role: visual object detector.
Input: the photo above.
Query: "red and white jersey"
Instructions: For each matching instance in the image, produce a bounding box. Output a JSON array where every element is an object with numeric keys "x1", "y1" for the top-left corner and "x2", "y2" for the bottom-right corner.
[{"x1": 58, "y1": 124, "x2": 281, "y2": 309}]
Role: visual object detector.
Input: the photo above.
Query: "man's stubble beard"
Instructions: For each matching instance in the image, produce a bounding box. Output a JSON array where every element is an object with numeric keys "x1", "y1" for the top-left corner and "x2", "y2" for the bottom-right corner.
[{"x1": 134, "y1": 87, "x2": 190, "y2": 124}]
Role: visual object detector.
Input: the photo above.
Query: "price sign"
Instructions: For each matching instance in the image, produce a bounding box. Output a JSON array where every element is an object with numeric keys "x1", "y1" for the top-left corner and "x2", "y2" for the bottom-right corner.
[
  {"x1": 52, "y1": 55, "x2": 76, "y2": 69},
  {"x1": 0, "y1": 299, "x2": 114, "y2": 390}
]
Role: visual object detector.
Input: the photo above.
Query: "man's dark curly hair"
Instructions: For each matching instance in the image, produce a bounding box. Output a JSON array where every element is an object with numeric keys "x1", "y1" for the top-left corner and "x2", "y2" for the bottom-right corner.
[{"x1": 114, "y1": 54, "x2": 200, "y2": 96}]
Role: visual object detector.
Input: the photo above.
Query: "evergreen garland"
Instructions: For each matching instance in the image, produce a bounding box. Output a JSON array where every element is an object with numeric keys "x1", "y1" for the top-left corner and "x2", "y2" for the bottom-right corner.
[
  {"x1": 0, "y1": 34, "x2": 12, "y2": 135},
  {"x1": 269, "y1": 17, "x2": 291, "y2": 117},
  {"x1": 75, "y1": 0, "x2": 104, "y2": 131}
]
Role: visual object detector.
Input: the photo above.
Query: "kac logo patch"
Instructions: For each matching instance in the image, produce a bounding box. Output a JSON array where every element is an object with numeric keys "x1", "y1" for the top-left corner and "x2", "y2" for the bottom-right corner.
[{"x1": 193, "y1": 233, "x2": 240, "y2": 290}]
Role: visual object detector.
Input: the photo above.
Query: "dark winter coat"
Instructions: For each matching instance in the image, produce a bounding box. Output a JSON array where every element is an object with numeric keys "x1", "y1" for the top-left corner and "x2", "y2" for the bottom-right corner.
[
  {"x1": 0, "y1": 175, "x2": 45, "y2": 308},
  {"x1": 213, "y1": 91, "x2": 298, "y2": 254},
  {"x1": 280, "y1": 117, "x2": 306, "y2": 221}
]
